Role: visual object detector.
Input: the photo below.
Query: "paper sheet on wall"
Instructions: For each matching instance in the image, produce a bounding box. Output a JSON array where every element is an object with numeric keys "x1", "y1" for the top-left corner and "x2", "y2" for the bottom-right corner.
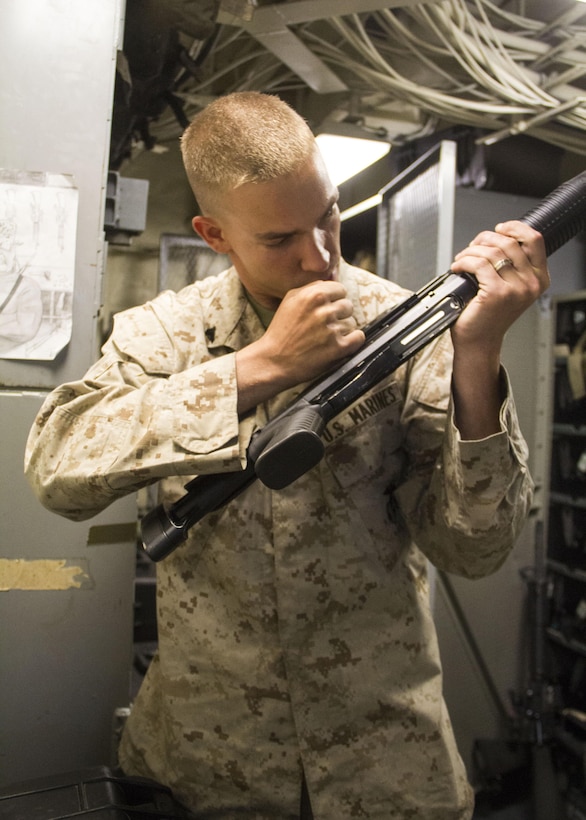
[{"x1": 0, "y1": 170, "x2": 78, "y2": 360}]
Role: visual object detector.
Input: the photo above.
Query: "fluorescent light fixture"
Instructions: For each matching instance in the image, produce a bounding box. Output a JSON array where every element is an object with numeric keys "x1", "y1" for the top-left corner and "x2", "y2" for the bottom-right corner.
[
  {"x1": 340, "y1": 194, "x2": 382, "y2": 222},
  {"x1": 316, "y1": 133, "x2": 390, "y2": 186}
]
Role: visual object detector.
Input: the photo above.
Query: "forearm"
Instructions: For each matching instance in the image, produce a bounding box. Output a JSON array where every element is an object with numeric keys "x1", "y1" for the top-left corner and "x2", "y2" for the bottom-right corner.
[
  {"x1": 235, "y1": 341, "x2": 294, "y2": 416},
  {"x1": 451, "y1": 343, "x2": 503, "y2": 440}
]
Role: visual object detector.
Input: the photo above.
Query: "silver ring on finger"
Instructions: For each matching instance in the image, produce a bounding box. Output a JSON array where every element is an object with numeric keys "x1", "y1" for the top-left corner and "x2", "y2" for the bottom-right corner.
[{"x1": 493, "y1": 257, "x2": 514, "y2": 273}]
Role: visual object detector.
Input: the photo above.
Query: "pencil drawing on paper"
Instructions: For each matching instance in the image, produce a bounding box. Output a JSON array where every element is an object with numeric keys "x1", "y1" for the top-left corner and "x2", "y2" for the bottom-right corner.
[{"x1": 0, "y1": 171, "x2": 77, "y2": 361}]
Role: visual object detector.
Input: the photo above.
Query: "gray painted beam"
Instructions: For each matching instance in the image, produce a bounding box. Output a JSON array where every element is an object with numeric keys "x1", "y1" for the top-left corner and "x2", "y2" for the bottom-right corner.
[{"x1": 218, "y1": 0, "x2": 425, "y2": 94}]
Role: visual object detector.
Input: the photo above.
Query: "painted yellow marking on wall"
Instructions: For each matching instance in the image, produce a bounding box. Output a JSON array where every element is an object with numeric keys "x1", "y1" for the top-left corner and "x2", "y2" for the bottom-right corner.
[
  {"x1": 87, "y1": 522, "x2": 137, "y2": 546},
  {"x1": 0, "y1": 558, "x2": 92, "y2": 591}
]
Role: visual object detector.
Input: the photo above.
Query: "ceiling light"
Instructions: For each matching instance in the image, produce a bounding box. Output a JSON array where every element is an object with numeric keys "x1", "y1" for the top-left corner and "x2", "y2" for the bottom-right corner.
[
  {"x1": 316, "y1": 133, "x2": 391, "y2": 186},
  {"x1": 340, "y1": 194, "x2": 382, "y2": 222}
]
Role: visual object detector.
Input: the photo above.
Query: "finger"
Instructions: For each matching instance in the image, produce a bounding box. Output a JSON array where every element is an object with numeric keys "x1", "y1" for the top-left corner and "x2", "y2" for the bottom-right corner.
[
  {"x1": 451, "y1": 250, "x2": 548, "y2": 309},
  {"x1": 467, "y1": 219, "x2": 541, "y2": 247},
  {"x1": 494, "y1": 220, "x2": 548, "y2": 273},
  {"x1": 330, "y1": 297, "x2": 355, "y2": 321},
  {"x1": 453, "y1": 226, "x2": 549, "y2": 292},
  {"x1": 463, "y1": 221, "x2": 546, "y2": 268},
  {"x1": 452, "y1": 244, "x2": 521, "y2": 280},
  {"x1": 307, "y1": 279, "x2": 348, "y2": 303},
  {"x1": 338, "y1": 326, "x2": 365, "y2": 351},
  {"x1": 334, "y1": 315, "x2": 359, "y2": 336},
  {"x1": 494, "y1": 222, "x2": 550, "y2": 292},
  {"x1": 494, "y1": 220, "x2": 543, "y2": 248},
  {"x1": 492, "y1": 257, "x2": 514, "y2": 274},
  {"x1": 451, "y1": 253, "x2": 506, "y2": 286},
  {"x1": 454, "y1": 234, "x2": 524, "y2": 268}
]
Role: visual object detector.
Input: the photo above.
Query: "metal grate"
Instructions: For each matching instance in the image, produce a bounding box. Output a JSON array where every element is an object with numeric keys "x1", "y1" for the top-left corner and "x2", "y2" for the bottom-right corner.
[
  {"x1": 377, "y1": 141, "x2": 457, "y2": 291},
  {"x1": 158, "y1": 233, "x2": 229, "y2": 293}
]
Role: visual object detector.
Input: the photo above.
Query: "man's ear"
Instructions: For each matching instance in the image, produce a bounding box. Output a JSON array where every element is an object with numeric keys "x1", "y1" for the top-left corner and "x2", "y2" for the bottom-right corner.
[{"x1": 192, "y1": 215, "x2": 231, "y2": 254}]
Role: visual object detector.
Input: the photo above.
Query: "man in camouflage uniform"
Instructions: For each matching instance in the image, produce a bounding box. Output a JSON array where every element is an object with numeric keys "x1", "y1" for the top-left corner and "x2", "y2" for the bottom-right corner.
[{"x1": 25, "y1": 92, "x2": 550, "y2": 818}]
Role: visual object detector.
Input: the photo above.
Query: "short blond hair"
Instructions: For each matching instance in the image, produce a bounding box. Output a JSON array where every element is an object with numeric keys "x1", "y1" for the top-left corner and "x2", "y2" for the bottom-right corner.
[{"x1": 180, "y1": 91, "x2": 315, "y2": 214}]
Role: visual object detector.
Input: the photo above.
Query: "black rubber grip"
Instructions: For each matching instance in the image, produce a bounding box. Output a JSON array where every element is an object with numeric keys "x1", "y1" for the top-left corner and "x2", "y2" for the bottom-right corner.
[{"x1": 520, "y1": 170, "x2": 586, "y2": 256}]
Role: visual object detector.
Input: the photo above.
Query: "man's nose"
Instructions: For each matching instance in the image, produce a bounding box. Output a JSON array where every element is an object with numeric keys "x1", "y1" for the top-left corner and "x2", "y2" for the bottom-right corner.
[{"x1": 300, "y1": 229, "x2": 331, "y2": 272}]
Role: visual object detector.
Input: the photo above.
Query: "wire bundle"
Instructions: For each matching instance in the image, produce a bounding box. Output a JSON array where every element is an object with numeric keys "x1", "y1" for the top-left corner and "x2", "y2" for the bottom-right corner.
[{"x1": 150, "y1": 0, "x2": 586, "y2": 155}]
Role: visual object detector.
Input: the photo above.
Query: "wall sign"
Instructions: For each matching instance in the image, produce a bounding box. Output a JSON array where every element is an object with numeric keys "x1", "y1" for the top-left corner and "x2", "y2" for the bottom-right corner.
[{"x1": 0, "y1": 170, "x2": 77, "y2": 361}]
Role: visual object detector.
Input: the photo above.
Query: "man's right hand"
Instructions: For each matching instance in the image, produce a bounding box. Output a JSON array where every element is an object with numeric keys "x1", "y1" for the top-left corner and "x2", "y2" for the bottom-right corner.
[{"x1": 236, "y1": 280, "x2": 365, "y2": 415}]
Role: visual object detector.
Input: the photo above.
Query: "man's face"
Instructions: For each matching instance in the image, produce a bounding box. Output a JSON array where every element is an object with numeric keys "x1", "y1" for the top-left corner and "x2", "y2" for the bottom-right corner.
[{"x1": 195, "y1": 147, "x2": 341, "y2": 310}]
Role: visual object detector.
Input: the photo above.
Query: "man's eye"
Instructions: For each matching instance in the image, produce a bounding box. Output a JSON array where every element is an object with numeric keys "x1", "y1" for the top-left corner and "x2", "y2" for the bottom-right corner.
[{"x1": 323, "y1": 204, "x2": 338, "y2": 222}]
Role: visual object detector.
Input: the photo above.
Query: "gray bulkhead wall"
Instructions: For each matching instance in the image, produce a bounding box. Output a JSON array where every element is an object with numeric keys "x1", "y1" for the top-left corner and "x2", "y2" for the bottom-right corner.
[
  {"x1": 0, "y1": 1, "x2": 138, "y2": 785},
  {"x1": 436, "y1": 187, "x2": 586, "y2": 774}
]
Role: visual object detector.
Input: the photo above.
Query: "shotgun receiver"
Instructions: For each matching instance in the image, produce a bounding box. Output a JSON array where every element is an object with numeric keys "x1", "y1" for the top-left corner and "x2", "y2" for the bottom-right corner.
[{"x1": 141, "y1": 170, "x2": 586, "y2": 561}]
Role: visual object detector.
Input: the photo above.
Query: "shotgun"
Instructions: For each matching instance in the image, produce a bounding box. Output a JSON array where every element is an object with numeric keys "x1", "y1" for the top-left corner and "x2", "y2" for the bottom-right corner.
[{"x1": 141, "y1": 170, "x2": 586, "y2": 561}]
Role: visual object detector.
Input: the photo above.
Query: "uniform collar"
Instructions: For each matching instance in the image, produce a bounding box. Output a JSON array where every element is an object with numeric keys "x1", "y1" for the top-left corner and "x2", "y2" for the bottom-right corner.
[{"x1": 202, "y1": 267, "x2": 266, "y2": 352}]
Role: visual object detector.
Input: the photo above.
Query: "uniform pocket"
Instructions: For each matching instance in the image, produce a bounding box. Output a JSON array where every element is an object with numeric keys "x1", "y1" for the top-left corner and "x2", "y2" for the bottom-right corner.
[
  {"x1": 322, "y1": 381, "x2": 409, "y2": 572},
  {"x1": 323, "y1": 380, "x2": 405, "y2": 490}
]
